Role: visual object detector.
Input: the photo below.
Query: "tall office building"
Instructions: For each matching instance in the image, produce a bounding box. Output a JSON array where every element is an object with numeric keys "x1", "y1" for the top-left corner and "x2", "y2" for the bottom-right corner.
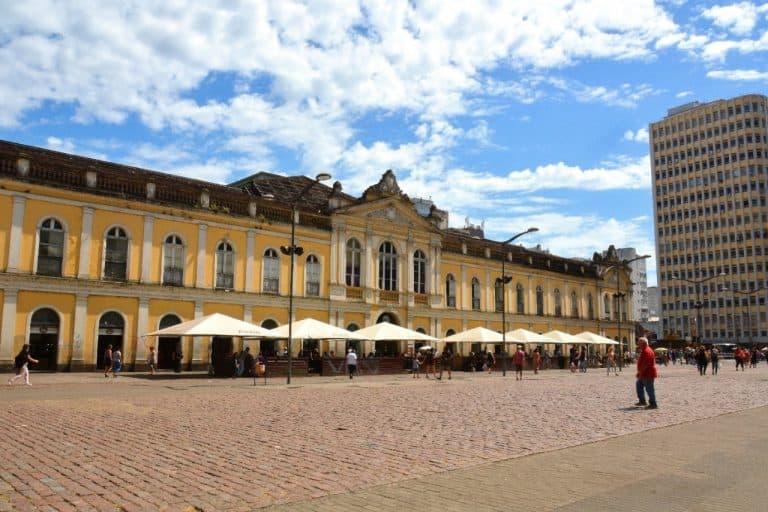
[{"x1": 650, "y1": 94, "x2": 768, "y2": 345}]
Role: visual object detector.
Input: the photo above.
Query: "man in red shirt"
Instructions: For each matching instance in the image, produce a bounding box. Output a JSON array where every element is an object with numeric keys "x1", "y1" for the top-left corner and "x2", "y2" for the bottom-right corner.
[{"x1": 635, "y1": 337, "x2": 658, "y2": 409}]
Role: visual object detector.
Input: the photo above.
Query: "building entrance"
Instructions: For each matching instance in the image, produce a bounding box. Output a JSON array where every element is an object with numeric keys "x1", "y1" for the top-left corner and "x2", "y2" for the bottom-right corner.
[
  {"x1": 29, "y1": 308, "x2": 59, "y2": 371},
  {"x1": 157, "y1": 314, "x2": 182, "y2": 370},
  {"x1": 96, "y1": 312, "x2": 124, "y2": 370}
]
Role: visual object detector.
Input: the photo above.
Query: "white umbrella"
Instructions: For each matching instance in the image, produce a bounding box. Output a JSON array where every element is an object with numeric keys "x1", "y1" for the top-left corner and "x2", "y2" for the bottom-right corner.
[
  {"x1": 145, "y1": 313, "x2": 272, "y2": 337},
  {"x1": 265, "y1": 318, "x2": 360, "y2": 340},
  {"x1": 354, "y1": 322, "x2": 438, "y2": 341},
  {"x1": 542, "y1": 330, "x2": 583, "y2": 345},
  {"x1": 504, "y1": 328, "x2": 555, "y2": 345},
  {"x1": 575, "y1": 331, "x2": 619, "y2": 345},
  {"x1": 443, "y1": 326, "x2": 503, "y2": 343}
]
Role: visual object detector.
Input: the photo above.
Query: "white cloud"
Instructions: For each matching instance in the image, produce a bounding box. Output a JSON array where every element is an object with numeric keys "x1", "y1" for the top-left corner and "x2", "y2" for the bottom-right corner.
[
  {"x1": 707, "y1": 68, "x2": 768, "y2": 81},
  {"x1": 676, "y1": 90, "x2": 693, "y2": 98},
  {"x1": 701, "y1": 2, "x2": 767, "y2": 36},
  {"x1": 46, "y1": 136, "x2": 75, "y2": 153},
  {"x1": 623, "y1": 128, "x2": 650, "y2": 143}
]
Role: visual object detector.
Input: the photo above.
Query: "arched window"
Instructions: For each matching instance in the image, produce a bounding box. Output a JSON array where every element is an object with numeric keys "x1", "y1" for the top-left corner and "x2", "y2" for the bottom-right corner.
[
  {"x1": 554, "y1": 289, "x2": 562, "y2": 317},
  {"x1": 587, "y1": 293, "x2": 594, "y2": 320},
  {"x1": 163, "y1": 235, "x2": 184, "y2": 286},
  {"x1": 215, "y1": 242, "x2": 234, "y2": 289},
  {"x1": 604, "y1": 294, "x2": 611, "y2": 320},
  {"x1": 378, "y1": 242, "x2": 398, "y2": 291},
  {"x1": 571, "y1": 291, "x2": 579, "y2": 318},
  {"x1": 305, "y1": 254, "x2": 320, "y2": 296},
  {"x1": 471, "y1": 277, "x2": 481, "y2": 310},
  {"x1": 413, "y1": 250, "x2": 427, "y2": 294},
  {"x1": 446, "y1": 274, "x2": 456, "y2": 307},
  {"x1": 345, "y1": 238, "x2": 361, "y2": 287},
  {"x1": 516, "y1": 283, "x2": 525, "y2": 314},
  {"x1": 494, "y1": 278, "x2": 504, "y2": 312},
  {"x1": 37, "y1": 218, "x2": 64, "y2": 276},
  {"x1": 103, "y1": 227, "x2": 129, "y2": 281},
  {"x1": 536, "y1": 286, "x2": 544, "y2": 316},
  {"x1": 263, "y1": 248, "x2": 279, "y2": 293}
]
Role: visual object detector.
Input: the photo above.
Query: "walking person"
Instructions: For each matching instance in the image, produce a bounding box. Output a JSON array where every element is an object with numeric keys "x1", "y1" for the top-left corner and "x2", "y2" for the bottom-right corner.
[
  {"x1": 531, "y1": 347, "x2": 541, "y2": 375},
  {"x1": 695, "y1": 346, "x2": 708, "y2": 375},
  {"x1": 413, "y1": 350, "x2": 423, "y2": 378},
  {"x1": 345, "y1": 348, "x2": 358, "y2": 379},
  {"x1": 7, "y1": 344, "x2": 38, "y2": 386},
  {"x1": 578, "y1": 346, "x2": 588, "y2": 373},
  {"x1": 485, "y1": 351, "x2": 495, "y2": 374},
  {"x1": 104, "y1": 344, "x2": 113, "y2": 378},
  {"x1": 710, "y1": 346, "x2": 719, "y2": 375},
  {"x1": 111, "y1": 347, "x2": 122, "y2": 377},
  {"x1": 735, "y1": 346, "x2": 746, "y2": 371},
  {"x1": 634, "y1": 337, "x2": 658, "y2": 409},
  {"x1": 147, "y1": 346, "x2": 157, "y2": 376},
  {"x1": 606, "y1": 346, "x2": 618, "y2": 376},
  {"x1": 513, "y1": 345, "x2": 526, "y2": 380},
  {"x1": 438, "y1": 349, "x2": 453, "y2": 380}
]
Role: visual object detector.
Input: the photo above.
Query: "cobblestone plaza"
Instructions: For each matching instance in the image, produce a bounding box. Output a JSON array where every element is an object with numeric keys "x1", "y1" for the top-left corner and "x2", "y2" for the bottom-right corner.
[{"x1": 2, "y1": 365, "x2": 768, "y2": 511}]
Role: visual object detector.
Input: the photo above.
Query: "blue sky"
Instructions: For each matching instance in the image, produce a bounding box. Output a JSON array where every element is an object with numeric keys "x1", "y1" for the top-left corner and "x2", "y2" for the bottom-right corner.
[{"x1": 3, "y1": 1, "x2": 768, "y2": 286}]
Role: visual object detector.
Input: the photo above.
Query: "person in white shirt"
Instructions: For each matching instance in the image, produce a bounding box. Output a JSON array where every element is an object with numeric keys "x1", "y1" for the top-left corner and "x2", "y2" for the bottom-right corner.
[{"x1": 345, "y1": 348, "x2": 358, "y2": 380}]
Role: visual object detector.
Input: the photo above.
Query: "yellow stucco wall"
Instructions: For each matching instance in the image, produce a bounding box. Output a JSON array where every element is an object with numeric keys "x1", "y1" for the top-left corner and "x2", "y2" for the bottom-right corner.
[
  {"x1": 22, "y1": 199, "x2": 83, "y2": 276},
  {"x1": 0, "y1": 195, "x2": 10, "y2": 271},
  {"x1": 16, "y1": 291, "x2": 74, "y2": 364},
  {"x1": 89, "y1": 209, "x2": 144, "y2": 281},
  {"x1": 150, "y1": 219, "x2": 200, "y2": 286},
  {"x1": 86, "y1": 295, "x2": 138, "y2": 363},
  {"x1": 203, "y1": 226, "x2": 247, "y2": 290}
]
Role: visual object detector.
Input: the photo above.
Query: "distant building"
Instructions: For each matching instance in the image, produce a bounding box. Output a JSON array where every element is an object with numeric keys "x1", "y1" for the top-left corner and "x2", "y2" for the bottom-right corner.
[{"x1": 650, "y1": 94, "x2": 768, "y2": 344}]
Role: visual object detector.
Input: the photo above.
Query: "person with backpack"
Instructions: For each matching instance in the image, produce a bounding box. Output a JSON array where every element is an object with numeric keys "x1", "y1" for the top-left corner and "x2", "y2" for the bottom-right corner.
[{"x1": 8, "y1": 344, "x2": 38, "y2": 386}]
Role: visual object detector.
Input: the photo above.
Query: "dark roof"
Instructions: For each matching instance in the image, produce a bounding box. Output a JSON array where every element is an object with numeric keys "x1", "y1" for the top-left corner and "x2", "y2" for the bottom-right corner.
[{"x1": 236, "y1": 175, "x2": 357, "y2": 214}]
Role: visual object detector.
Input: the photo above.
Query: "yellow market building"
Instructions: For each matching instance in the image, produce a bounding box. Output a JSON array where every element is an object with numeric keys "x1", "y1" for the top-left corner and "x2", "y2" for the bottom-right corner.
[{"x1": 0, "y1": 140, "x2": 637, "y2": 373}]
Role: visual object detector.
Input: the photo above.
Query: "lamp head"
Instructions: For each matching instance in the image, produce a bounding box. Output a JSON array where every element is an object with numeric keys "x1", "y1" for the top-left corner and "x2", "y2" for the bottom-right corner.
[{"x1": 315, "y1": 172, "x2": 332, "y2": 182}]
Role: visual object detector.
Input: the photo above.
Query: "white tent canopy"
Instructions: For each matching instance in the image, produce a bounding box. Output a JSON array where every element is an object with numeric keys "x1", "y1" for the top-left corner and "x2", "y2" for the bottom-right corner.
[
  {"x1": 504, "y1": 328, "x2": 556, "y2": 345},
  {"x1": 354, "y1": 322, "x2": 438, "y2": 341},
  {"x1": 443, "y1": 326, "x2": 504, "y2": 343},
  {"x1": 145, "y1": 313, "x2": 272, "y2": 337},
  {"x1": 541, "y1": 330, "x2": 584, "y2": 345},
  {"x1": 575, "y1": 331, "x2": 619, "y2": 345},
  {"x1": 265, "y1": 318, "x2": 360, "y2": 340}
]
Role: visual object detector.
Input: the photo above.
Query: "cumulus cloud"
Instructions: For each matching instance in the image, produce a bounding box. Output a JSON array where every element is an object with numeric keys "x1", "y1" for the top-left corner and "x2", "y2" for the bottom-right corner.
[
  {"x1": 701, "y1": 2, "x2": 768, "y2": 36},
  {"x1": 707, "y1": 68, "x2": 768, "y2": 81},
  {"x1": 624, "y1": 128, "x2": 649, "y2": 143}
]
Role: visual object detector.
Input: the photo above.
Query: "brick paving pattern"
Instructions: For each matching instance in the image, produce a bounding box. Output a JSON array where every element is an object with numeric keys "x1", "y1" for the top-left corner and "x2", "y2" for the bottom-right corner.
[{"x1": 1, "y1": 363, "x2": 767, "y2": 511}]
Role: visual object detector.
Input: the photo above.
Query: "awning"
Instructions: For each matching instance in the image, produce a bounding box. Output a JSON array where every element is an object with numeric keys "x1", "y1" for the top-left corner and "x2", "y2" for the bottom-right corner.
[
  {"x1": 145, "y1": 313, "x2": 272, "y2": 337},
  {"x1": 265, "y1": 318, "x2": 360, "y2": 340}
]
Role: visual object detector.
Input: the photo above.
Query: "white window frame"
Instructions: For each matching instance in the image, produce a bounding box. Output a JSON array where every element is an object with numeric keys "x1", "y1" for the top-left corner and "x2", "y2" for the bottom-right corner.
[
  {"x1": 35, "y1": 217, "x2": 67, "y2": 277},
  {"x1": 413, "y1": 249, "x2": 427, "y2": 294},
  {"x1": 262, "y1": 248, "x2": 280, "y2": 294},
  {"x1": 345, "y1": 238, "x2": 362, "y2": 287},
  {"x1": 305, "y1": 254, "x2": 321, "y2": 297},
  {"x1": 378, "y1": 241, "x2": 398, "y2": 291},
  {"x1": 102, "y1": 225, "x2": 130, "y2": 281},
  {"x1": 162, "y1": 234, "x2": 185, "y2": 286},
  {"x1": 215, "y1": 241, "x2": 235, "y2": 290}
]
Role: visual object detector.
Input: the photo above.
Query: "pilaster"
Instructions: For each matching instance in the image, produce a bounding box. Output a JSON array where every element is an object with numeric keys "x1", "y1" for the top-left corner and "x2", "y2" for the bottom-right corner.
[
  {"x1": 195, "y1": 224, "x2": 208, "y2": 288},
  {"x1": 0, "y1": 288, "x2": 19, "y2": 363},
  {"x1": 140, "y1": 215, "x2": 154, "y2": 283},
  {"x1": 6, "y1": 197, "x2": 26, "y2": 273},
  {"x1": 77, "y1": 207, "x2": 94, "y2": 279},
  {"x1": 69, "y1": 293, "x2": 89, "y2": 370}
]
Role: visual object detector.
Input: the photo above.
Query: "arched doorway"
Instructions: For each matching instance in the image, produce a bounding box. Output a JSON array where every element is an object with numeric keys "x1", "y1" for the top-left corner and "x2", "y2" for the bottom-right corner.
[
  {"x1": 157, "y1": 314, "x2": 182, "y2": 370},
  {"x1": 260, "y1": 319, "x2": 278, "y2": 356},
  {"x1": 211, "y1": 336, "x2": 233, "y2": 377},
  {"x1": 29, "y1": 308, "x2": 59, "y2": 371},
  {"x1": 97, "y1": 312, "x2": 124, "y2": 370},
  {"x1": 374, "y1": 312, "x2": 400, "y2": 356}
]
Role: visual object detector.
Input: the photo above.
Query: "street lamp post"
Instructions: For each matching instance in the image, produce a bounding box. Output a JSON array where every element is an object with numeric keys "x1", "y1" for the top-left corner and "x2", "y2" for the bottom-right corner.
[
  {"x1": 609, "y1": 255, "x2": 650, "y2": 369},
  {"x1": 671, "y1": 272, "x2": 727, "y2": 345},
  {"x1": 280, "y1": 173, "x2": 331, "y2": 384},
  {"x1": 500, "y1": 227, "x2": 538, "y2": 376}
]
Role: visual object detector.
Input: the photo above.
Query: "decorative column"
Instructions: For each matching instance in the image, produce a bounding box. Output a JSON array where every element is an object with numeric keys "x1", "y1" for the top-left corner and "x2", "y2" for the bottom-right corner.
[
  {"x1": 192, "y1": 300, "x2": 204, "y2": 367},
  {"x1": 140, "y1": 215, "x2": 154, "y2": 283},
  {"x1": 70, "y1": 293, "x2": 88, "y2": 370},
  {"x1": 195, "y1": 224, "x2": 207, "y2": 288},
  {"x1": 330, "y1": 225, "x2": 339, "y2": 285},
  {"x1": 245, "y1": 230, "x2": 255, "y2": 293},
  {"x1": 134, "y1": 298, "x2": 150, "y2": 368},
  {"x1": 365, "y1": 228, "x2": 374, "y2": 289},
  {"x1": 6, "y1": 197, "x2": 26, "y2": 273},
  {"x1": 0, "y1": 288, "x2": 19, "y2": 363},
  {"x1": 77, "y1": 207, "x2": 94, "y2": 279},
  {"x1": 460, "y1": 264, "x2": 467, "y2": 310}
]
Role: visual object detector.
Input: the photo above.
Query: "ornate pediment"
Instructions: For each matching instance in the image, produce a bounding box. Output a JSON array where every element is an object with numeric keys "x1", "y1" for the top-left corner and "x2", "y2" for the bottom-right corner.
[
  {"x1": 366, "y1": 205, "x2": 413, "y2": 225},
  {"x1": 362, "y1": 170, "x2": 405, "y2": 201}
]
